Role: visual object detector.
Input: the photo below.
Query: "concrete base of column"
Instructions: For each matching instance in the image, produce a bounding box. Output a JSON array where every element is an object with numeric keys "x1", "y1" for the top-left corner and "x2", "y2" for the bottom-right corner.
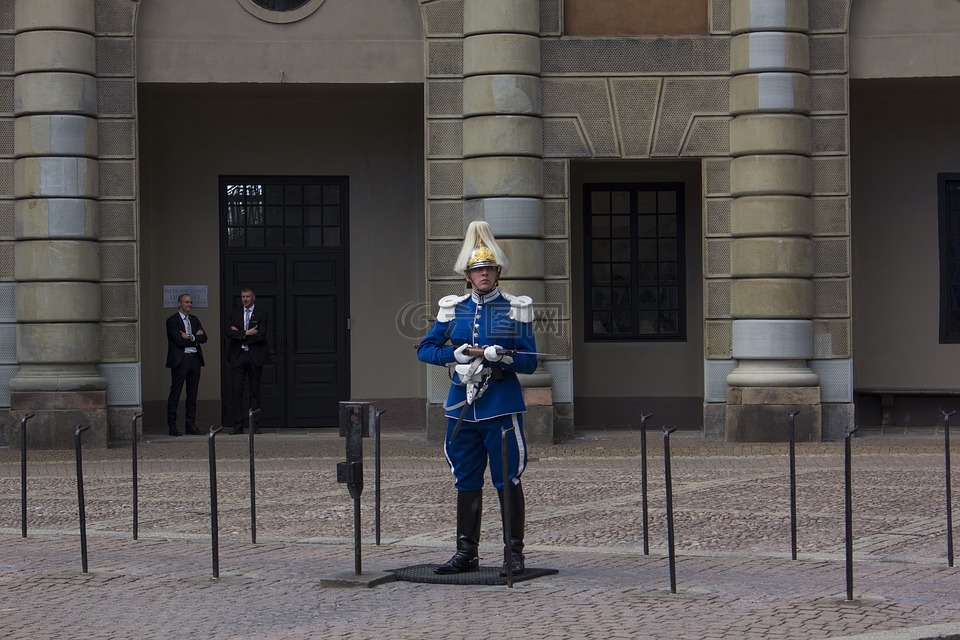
[
  {"x1": 107, "y1": 406, "x2": 145, "y2": 444},
  {"x1": 553, "y1": 402, "x2": 575, "y2": 442},
  {"x1": 8, "y1": 390, "x2": 108, "y2": 449},
  {"x1": 703, "y1": 402, "x2": 726, "y2": 440},
  {"x1": 725, "y1": 386, "x2": 822, "y2": 442},
  {"x1": 821, "y1": 402, "x2": 855, "y2": 442},
  {"x1": 726, "y1": 359, "x2": 819, "y2": 387}
]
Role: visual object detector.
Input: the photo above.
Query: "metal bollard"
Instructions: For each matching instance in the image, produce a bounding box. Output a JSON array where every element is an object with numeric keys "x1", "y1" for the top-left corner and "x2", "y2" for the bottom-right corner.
[
  {"x1": 375, "y1": 409, "x2": 386, "y2": 546},
  {"x1": 640, "y1": 412, "x2": 653, "y2": 555},
  {"x1": 75, "y1": 423, "x2": 91, "y2": 573},
  {"x1": 336, "y1": 402, "x2": 378, "y2": 575},
  {"x1": 131, "y1": 412, "x2": 143, "y2": 540},
  {"x1": 208, "y1": 426, "x2": 223, "y2": 579},
  {"x1": 943, "y1": 409, "x2": 956, "y2": 567},
  {"x1": 248, "y1": 408, "x2": 260, "y2": 544},
  {"x1": 788, "y1": 409, "x2": 800, "y2": 560},
  {"x1": 844, "y1": 425, "x2": 859, "y2": 601},
  {"x1": 20, "y1": 412, "x2": 35, "y2": 538},
  {"x1": 501, "y1": 425, "x2": 516, "y2": 588},
  {"x1": 663, "y1": 425, "x2": 679, "y2": 594}
]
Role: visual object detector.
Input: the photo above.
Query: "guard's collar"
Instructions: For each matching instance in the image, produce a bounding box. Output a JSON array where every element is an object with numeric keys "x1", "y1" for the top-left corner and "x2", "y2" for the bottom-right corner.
[{"x1": 471, "y1": 288, "x2": 501, "y2": 304}]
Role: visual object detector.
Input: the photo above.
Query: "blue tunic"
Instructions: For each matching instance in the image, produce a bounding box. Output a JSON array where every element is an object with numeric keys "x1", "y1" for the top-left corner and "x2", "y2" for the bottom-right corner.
[{"x1": 417, "y1": 288, "x2": 537, "y2": 421}]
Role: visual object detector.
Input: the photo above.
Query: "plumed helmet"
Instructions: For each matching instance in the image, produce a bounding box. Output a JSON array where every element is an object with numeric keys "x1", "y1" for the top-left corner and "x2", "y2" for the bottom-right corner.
[{"x1": 454, "y1": 221, "x2": 509, "y2": 275}]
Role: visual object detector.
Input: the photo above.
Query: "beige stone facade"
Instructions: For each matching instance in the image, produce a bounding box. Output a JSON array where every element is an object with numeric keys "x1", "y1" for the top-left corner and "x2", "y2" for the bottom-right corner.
[{"x1": 0, "y1": 0, "x2": 957, "y2": 446}]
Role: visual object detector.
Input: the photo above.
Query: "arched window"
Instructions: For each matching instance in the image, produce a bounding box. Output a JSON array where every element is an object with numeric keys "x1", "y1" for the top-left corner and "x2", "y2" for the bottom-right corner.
[
  {"x1": 249, "y1": 0, "x2": 310, "y2": 10},
  {"x1": 236, "y1": 0, "x2": 325, "y2": 23}
]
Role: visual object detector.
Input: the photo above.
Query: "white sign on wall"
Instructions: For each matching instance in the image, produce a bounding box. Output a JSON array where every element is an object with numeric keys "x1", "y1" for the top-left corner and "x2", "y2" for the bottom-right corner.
[{"x1": 163, "y1": 285, "x2": 209, "y2": 308}]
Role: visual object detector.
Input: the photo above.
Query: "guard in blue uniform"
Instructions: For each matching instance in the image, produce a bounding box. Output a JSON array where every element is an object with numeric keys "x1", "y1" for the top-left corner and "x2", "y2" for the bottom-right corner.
[{"x1": 418, "y1": 220, "x2": 537, "y2": 576}]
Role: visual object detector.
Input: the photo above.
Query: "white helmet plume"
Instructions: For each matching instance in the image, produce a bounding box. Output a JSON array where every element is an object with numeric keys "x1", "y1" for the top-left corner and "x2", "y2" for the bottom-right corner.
[{"x1": 454, "y1": 221, "x2": 509, "y2": 275}]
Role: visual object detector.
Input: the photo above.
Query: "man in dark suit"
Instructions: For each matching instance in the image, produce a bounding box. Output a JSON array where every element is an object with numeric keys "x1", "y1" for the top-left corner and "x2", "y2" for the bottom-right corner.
[
  {"x1": 166, "y1": 293, "x2": 207, "y2": 436},
  {"x1": 226, "y1": 287, "x2": 272, "y2": 434}
]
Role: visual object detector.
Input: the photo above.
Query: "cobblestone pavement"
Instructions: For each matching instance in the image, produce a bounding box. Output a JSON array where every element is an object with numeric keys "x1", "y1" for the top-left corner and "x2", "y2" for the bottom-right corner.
[{"x1": 2, "y1": 426, "x2": 960, "y2": 639}]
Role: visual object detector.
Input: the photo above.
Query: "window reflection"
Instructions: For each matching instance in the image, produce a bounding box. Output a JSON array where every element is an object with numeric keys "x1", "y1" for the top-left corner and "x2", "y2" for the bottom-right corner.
[
  {"x1": 586, "y1": 183, "x2": 684, "y2": 341},
  {"x1": 223, "y1": 179, "x2": 344, "y2": 249}
]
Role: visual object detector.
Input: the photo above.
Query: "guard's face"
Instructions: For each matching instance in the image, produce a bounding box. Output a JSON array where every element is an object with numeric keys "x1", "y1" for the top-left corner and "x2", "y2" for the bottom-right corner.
[
  {"x1": 467, "y1": 266, "x2": 498, "y2": 293},
  {"x1": 178, "y1": 296, "x2": 193, "y2": 314},
  {"x1": 241, "y1": 291, "x2": 255, "y2": 308}
]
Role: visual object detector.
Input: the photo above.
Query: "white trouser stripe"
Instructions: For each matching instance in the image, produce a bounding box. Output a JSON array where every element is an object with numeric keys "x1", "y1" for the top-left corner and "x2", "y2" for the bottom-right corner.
[{"x1": 512, "y1": 413, "x2": 525, "y2": 485}]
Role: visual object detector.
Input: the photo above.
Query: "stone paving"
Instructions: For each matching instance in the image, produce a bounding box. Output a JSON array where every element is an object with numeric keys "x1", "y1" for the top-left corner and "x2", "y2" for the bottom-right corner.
[{"x1": 1, "y1": 426, "x2": 960, "y2": 639}]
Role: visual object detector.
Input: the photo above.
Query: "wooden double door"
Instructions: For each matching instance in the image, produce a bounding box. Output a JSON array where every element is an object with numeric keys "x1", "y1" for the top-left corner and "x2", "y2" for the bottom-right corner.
[
  {"x1": 221, "y1": 252, "x2": 348, "y2": 427},
  {"x1": 220, "y1": 176, "x2": 349, "y2": 428}
]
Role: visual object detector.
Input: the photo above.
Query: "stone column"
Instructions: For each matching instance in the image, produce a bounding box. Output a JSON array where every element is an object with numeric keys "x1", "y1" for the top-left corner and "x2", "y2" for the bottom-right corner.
[
  {"x1": 725, "y1": 0, "x2": 820, "y2": 441},
  {"x1": 462, "y1": 0, "x2": 554, "y2": 442},
  {"x1": 10, "y1": 0, "x2": 106, "y2": 448}
]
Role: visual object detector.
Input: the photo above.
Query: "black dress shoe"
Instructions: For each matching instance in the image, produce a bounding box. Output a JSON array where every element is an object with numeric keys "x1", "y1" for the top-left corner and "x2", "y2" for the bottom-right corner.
[
  {"x1": 434, "y1": 551, "x2": 479, "y2": 574},
  {"x1": 184, "y1": 426, "x2": 202, "y2": 435},
  {"x1": 168, "y1": 428, "x2": 182, "y2": 437},
  {"x1": 230, "y1": 427, "x2": 244, "y2": 435}
]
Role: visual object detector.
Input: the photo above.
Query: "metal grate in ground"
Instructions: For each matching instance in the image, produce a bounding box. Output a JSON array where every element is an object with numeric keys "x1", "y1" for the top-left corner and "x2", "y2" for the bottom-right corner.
[{"x1": 390, "y1": 564, "x2": 559, "y2": 586}]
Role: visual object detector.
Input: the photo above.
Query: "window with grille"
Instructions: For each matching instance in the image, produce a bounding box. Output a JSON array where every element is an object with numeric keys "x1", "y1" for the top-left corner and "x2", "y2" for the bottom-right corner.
[
  {"x1": 584, "y1": 183, "x2": 686, "y2": 341},
  {"x1": 939, "y1": 173, "x2": 960, "y2": 342},
  {"x1": 222, "y1": 177, "x2": 345, "y2": 249}
]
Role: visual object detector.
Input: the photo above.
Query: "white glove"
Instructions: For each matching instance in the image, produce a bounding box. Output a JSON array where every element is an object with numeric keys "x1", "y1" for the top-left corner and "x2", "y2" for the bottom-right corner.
[
  {"x1": 453, "y1": 343, "x2": 473, "y2": 364},
  {"x1": 483, "y1": 345, "x2": 513, "y2": 366}
]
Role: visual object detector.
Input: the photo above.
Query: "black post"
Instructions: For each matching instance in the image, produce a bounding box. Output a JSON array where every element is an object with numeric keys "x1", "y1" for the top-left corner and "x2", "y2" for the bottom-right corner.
[
  {"x1": 943, "y1": 409, "x2": 956, "y2": 567},
  {"x1": 640, "y1": 412, "x2": 653, "y2": 555},
  {"x1": 663, "y1": 425, "x2": 679, "y2": 594},
  {"x1": 132, "y1": 412, "x2": 143, "y2": 540},
  {"x1": 788, "y1": 409, "x2": 800, "y2": 560},
  {"x1": 248, "y1": 408, "x2": 259, "y2": 544},
  {"x1": 20, "y1": 412, "x2": 34, "y2": 538},
  {"x1": 501, "y1": 425, "x2": 516, "y2": 588},
  {"x1": 208, "y1": 426, "x2": 223, "y2": 579},
  {"x1": 844, "y1": 425, "x2": 859, "y2": 601},
  {"x1": 353, "y1": 494, "x2": 361, "y2": 574},
  {"x1": 375, "y1": 409, "x2": 385, "y2": 546},
  {"x1": 75, "y1": 423, "x2": 91, "y2": 573},
  {"x1": 337, "y1": 402, "x2": 367, "y2": 575}
]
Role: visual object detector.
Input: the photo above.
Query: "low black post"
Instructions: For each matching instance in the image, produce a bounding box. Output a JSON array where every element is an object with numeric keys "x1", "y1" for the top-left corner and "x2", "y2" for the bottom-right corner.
[
  {"x1": 375, "y1": 408, "x2": 385, "y2": 546},
  {"x1": 788, "y1": 409, "x2": 800, "y2": 560},
  {"x1": 501, "y1": 424, "x2": 516, "y2": 588},
  {"x1": 75, "y1": 423, "x2": 91, "y2": 573},
  {"x1": 844, "y1": 425, "x2": 859, "y2": 601},
  {"x1": 337, "y1": 402, "x2": 373, "y2": 575},
  {"x1": 943, "y1": 409, "x2": 956, "y2": 567},
  {"x1": 208, "y1": 426, "x2": 223, "y2": 579},
  {"x1": 640, "y1": 412, "x2": 653, "y2": 555},
  {"x1": 20, "y1": 412, "x2": 34, "y2": 538},
  {"x1": 248, "y1": 408, "x2": 260, "y2": 544},
  {"x1": 663, "y1": 425, "x2": 679, "y2": 594},
  {"x1": 131, "y1": 412, "x2": 143, "y2": 540}
]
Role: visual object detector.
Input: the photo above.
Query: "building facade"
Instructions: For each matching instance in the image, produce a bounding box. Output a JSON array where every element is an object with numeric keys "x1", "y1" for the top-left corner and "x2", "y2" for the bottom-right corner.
[{"x1": 1, "y1": 0, "x2": 958, "y2": 447}]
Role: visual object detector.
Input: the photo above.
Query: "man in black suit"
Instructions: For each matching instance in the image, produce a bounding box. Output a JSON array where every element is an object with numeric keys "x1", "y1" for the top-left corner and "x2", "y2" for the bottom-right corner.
[
  {"x1": 166, "y1": 293, "x2": 207, "y2": 436},
  {"x1": 226, "y1": 287, "x2": 272, "y2": 434}
]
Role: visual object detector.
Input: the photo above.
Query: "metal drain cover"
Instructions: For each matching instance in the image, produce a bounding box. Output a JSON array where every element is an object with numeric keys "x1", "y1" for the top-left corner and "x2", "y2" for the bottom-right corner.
[{"x1": 390, "y1": 564, "x2": 558, "y2": 585}]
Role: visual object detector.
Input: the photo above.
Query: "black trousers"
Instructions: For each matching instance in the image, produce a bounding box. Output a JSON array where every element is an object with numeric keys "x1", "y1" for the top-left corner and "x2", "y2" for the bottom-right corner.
[
  {"x1": 230, "y1": 350, "x2": 263, "y2": 427},
  {"x1": 167, "y1": 355, "x2": 201, "y2": 429}
]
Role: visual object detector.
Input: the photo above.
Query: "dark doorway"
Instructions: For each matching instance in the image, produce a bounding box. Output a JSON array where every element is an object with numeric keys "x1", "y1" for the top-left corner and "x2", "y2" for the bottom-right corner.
[{"x1": 220, "y1": 176, "x2": 349, "y2": 427}]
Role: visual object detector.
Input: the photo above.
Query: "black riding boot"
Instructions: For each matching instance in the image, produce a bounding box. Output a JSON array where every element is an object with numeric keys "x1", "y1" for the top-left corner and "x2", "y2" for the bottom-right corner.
[
  {"x1": 498, "y1": 481, "x2": 525, "y2": 576},
  {"x1": 434, "y1": 490, "x2": 483, "y2": 574}
]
